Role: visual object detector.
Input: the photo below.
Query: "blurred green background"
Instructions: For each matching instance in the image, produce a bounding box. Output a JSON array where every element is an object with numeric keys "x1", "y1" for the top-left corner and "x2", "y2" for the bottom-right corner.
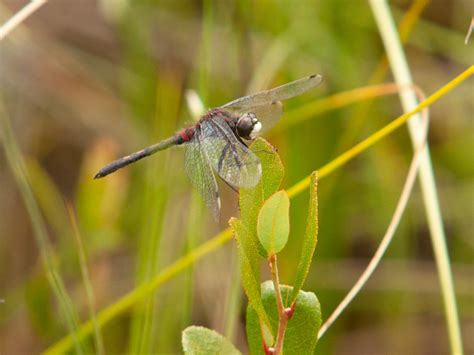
[{"x1": 0, "y1": 0, "x2": 472, "y2": 353}]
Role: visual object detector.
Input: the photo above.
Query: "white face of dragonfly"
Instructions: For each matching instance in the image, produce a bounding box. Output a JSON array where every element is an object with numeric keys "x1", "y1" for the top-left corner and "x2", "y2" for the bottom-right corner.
[{"x1": 236, "y1": 113, "x2": 262, "y2": 140}]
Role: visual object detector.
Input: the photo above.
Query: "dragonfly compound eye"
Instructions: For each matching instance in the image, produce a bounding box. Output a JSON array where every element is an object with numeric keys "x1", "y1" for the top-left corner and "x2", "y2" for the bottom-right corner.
[{"x1": 237, "y1": 113, "x2": 262, "y2": 140}]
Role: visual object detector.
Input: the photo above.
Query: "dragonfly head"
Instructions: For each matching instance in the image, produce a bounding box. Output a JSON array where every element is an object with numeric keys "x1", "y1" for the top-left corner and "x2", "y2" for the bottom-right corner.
[{"x1": 236, "y1": 112, "x2": 262, "y2": 140}]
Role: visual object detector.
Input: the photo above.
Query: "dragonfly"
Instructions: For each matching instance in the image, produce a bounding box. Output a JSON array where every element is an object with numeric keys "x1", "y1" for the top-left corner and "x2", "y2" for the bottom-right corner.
[{"x1": 94, "y1": 74, "x2": 323, "y2": 220}]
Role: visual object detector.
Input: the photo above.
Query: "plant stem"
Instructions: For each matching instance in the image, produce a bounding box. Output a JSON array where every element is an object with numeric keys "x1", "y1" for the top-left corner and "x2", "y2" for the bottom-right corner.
[
  {"x1": 464, "y1": 17, "x2": 473, "y2": 44},
  {"x1": 369, "y1": 2, "x2": 464, "y2": 354},
  {"x1": 0, "y1": 0, "x2": 47, "y2": 40},
  {"x1": 0, "y1": 100, "x2": 85, "y2": 354},
  {"x1": 269, "y1": 254, "x2": 288, "y2": 355},
  {"x1": 318, "y1": 88, "x2": 429, "y2": 340}
]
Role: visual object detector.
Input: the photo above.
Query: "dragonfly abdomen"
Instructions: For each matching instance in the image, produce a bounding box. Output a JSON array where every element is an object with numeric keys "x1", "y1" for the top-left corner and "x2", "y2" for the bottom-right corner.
[{"x1": 94, "y1": 134, "x2": 181, "y2": 179}]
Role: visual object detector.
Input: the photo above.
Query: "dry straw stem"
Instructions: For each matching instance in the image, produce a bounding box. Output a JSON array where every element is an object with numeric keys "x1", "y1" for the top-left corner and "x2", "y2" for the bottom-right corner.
[
  {"x1": 370, "y1": 1, "x2": 464, "y2": 353},
  {"x1": 465, "y1": 17, "x2": 474, "y2": 44},
  {"x1": 44, "y1": 66, "x2": 473, "y2": 354},
  {"x1": 0, "y1": 0, "x2": 47, "y2": 40},
  {"x1": 318, "y1": 87, "x2": 429, "y2": 340},
  {"x1": 185, "y1": 89, "x2": 206, "y2": 121},
  {"x1": 368, "y1": 0, "x2": 429, "y2": 84}
]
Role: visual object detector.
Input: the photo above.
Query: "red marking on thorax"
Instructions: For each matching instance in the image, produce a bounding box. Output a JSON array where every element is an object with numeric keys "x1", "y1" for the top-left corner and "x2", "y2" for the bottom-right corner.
[
  {"x1": 179, "y1": 109, "x2": 237, "y2": 143},
  {"x1": 179, "y1": 127, "x2": 195, "y2": 142}
]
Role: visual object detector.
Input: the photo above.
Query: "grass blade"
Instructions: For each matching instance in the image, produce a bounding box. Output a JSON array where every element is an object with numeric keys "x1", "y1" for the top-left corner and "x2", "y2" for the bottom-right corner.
[
  {"x1": 66, "y1": 205, "x2": 105, "y2": 355},
  {"x1": 0, "y1": 99, "x2": 85, "y2": 354},
  {"x1": 369, "y1": 2, "x2": 464, "y2": 353},
  {"x1": 318, "y1": 87, "x2": 430, "y2": 340}
]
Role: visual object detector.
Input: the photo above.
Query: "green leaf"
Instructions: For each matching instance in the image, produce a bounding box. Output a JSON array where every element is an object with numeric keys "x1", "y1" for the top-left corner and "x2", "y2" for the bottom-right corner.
[
  {"x1": 182, "y1": 326, "x2": 241, "y2": 355},
  {"x1": 246, "y1": 281, "x2": 322, "y2": 355},
  {"x1": 257, "y1": 191, "x2": 290, "y2": 254},
  {"x1": 252, "y1": 138, "x2": 285, "y2": 201},
  {"x1": 290, "y1": 171, "x2": 318, "y2": 302},
  {"x1": 229, "y1": 218, "x2": 272, "y2": 334},
  {"x1": 240, "y1": 138, "x2": 284, "y2": 257},
  {"x1": 228, "y1": 138, "x2": 283, "y2": 333}
]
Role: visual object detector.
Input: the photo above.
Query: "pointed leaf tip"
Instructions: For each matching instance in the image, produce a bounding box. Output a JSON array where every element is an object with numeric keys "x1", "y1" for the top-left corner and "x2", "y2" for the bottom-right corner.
[{"x1": 291, "y1": 171, "x2": 318, "y2": 302}]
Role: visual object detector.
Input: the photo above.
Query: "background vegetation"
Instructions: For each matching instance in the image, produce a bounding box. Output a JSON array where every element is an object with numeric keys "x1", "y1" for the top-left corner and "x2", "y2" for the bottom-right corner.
[{"x1": 0, "y1": 0, "x2": 472, "y2": 353}]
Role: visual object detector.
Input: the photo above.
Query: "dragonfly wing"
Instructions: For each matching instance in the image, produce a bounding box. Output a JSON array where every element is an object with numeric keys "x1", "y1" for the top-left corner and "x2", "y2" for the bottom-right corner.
[
  {"x1": 184, "y1": 133, "x2": 220, "y2": 221},
  {"x1": 199, "y1": 117, "x2": 261, "y2": 189},
  {"x1": 230, "y1": 100, "x2": 283, "y2": 136},
  {"x1": 220, "y1": 74, "x2": 322, "y2": 109}
]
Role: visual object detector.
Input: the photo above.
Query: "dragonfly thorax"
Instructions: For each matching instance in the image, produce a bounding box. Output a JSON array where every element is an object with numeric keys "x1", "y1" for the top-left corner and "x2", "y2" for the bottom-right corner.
[{"x1": 236, "y1": 113, "x2": 262, "y2": 140}]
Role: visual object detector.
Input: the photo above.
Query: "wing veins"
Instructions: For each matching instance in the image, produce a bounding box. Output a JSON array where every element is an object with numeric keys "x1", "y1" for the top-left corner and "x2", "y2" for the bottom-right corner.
[
  {"x1": 220, "y1": 74, "x2": 322, "y2": 109},
  {"x1": 184, "y1": 127, "x2": 220, "y2": 220},
  {"x1": 200, "y1": 117, "x2": 261, "y2": 189}
]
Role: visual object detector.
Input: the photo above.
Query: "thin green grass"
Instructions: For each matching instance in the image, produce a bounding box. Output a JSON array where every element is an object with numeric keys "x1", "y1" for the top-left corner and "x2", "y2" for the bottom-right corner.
[
  {"x1": 181, "y1": 192, "x2": 203, "y2": 327},
  {"x1": 197, "y1": 0, "x2": 214, "y2": 106},
  {"x1": 44, "y1": 228, "x2": 234, "y2": 354},
  {"x1": 67, "y1": 205, "x2": 105, "y2": 355},
  {"x1": 128, "y1": 75, "x2": 179, "y2": 354},
  {"x1": 0, "y1": 99, "x2": 85, "y2": 354},
  {"x1": 223, "y1": 257, "x2": 243, "y2": 342}
]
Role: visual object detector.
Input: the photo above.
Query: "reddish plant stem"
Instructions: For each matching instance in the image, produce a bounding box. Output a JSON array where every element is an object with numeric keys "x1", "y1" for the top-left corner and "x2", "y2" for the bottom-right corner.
[{"x1": 268, "y1": 254, "x2": 289, "y2": 355}]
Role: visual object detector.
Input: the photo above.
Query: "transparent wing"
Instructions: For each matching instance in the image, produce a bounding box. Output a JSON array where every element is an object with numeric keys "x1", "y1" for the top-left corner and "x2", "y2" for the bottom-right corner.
[
  {"x1": 230, "y1": 100, "x2": 283, "y2": 136},
  {"x1": 199, "y1": 117, "x2": 261, "y2": 189},
  {"x1": 220, "y1": 74, "x2": 322, "y2": 110},
  {"x1": 184, "y1": 133, "x2": 220, "y2": 221}
]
